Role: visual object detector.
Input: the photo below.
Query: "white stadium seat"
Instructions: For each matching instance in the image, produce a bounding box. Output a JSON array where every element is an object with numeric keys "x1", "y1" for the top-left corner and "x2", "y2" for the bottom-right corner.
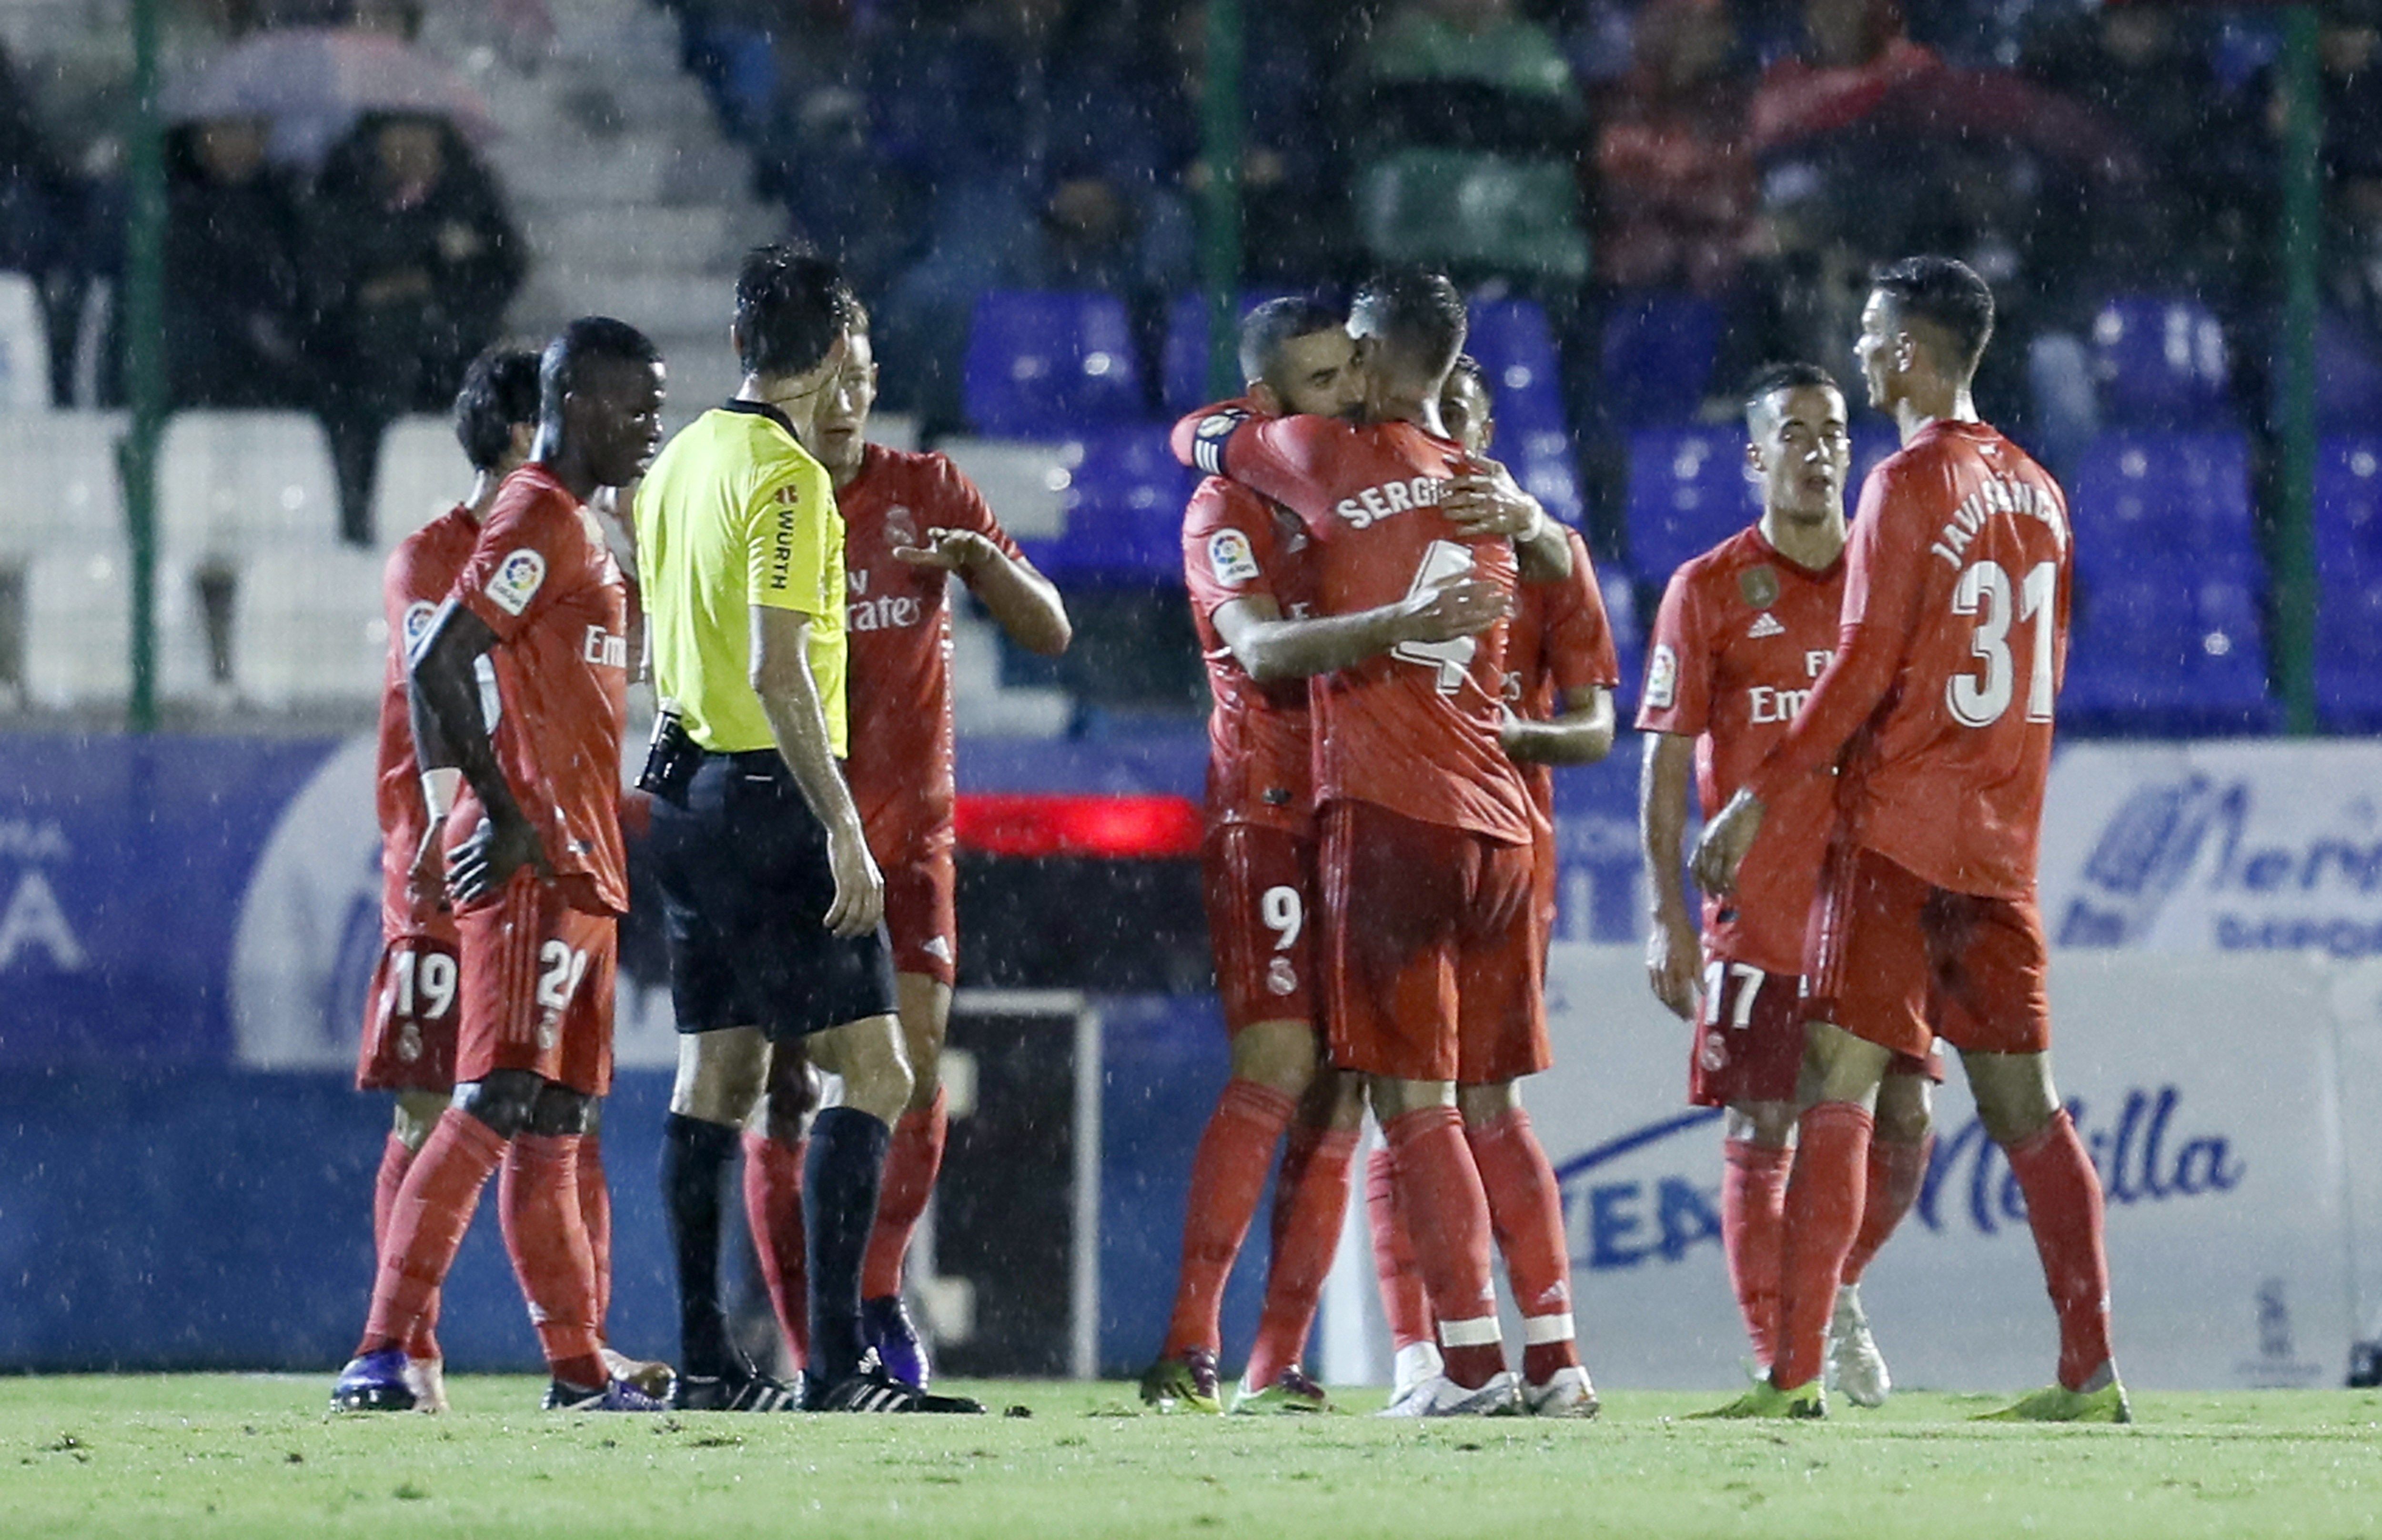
[
  {"x1": 231, "y1": 545, "x2": 387, "y2": 708},
  {"x1": 22, "y1": 543, "x2": 129, "y2": 708},
  {"x1": 0, "y1": 273, "x2": 50, "y2": 411},
  {"x1": 158, "y1": 411, "x2": 343, "y2": 562},
  {"x1": 0, "y1": 411, "x2": 127, "y2": 558},
  {"x1": 373, "y1": 415, "x2": 464, "y2": 548}
]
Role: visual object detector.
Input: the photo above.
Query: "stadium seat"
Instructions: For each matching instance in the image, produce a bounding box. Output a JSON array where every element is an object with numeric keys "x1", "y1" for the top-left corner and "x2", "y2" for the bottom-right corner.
[
  {"x1": 1466, "y1": 297, "x2": 1567, "y2": 436},
  {"x1": 1624, "y1": 428, "x2": 1752, "y2": 584},
  {"x1": 157, "y1": 411, "x2": 343, "y2": 562},
  {"x1": 1600, "y1": 290, "x2": 1720, "y2": 429},
  {"x1": 2090, "y1": 296, "x2": 2233, "y2": 428},
  {"x1": 1599, "y1": 566, "x2": 1645, "y2": 719},
  {"x1": 0, "y1": 272, "x2": 48, "y2": 410},
  {"x1": 372, "y1": 415, "x2": 465, "y2": 547},
  {"x1": 935, "y1": 438, "x2": 1070, "y2": 543},
  {"x1": 0, "y1": 411, "x2": 126, "y2": 558},
  {"x1": 2316, "y1": 437, "x2": 2382, "y2": 583},
  {"x1": 2317, "y1": 574, "x2": 2382, "y2": 729},
  {"x1": 1159, "y1": 291, "x2": 1295, "y2": 416},
  {"x1": 21, "y1": 543, "x2": 129, "y2": 708},
  {"x1": 2067, "y1": 432, "x2": 2255, "y2": 583},
  {"x1": 1504, "y1": 425, "x2": 1585, "y2": 528},
  {"x1": 1037, "y1": 425, "x2": 1193, "y2": 583},
  {"x1": 962, "y1": 291, "x2": 1145, "y2": 439},
  {"x1": 232, "y1": 545, "x2": 387, "y2": 708},
  {"x1": 2312, "y1": 312, "x2": 2382, "y2": 435},
  {"x1": 2063, "y1": 559, "x2": 2275, "y2": 735}
]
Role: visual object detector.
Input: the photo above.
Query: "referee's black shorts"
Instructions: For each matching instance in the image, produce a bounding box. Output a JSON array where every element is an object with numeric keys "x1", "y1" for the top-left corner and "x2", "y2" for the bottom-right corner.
[{"x1": 648, "y1": 750, "x2": 898, "y2": 1040}]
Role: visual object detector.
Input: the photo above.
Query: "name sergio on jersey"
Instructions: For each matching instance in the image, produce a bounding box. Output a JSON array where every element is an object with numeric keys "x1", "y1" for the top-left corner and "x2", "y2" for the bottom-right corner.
[
  {"x1": 1927, "y1": 474, "x2": 2069, "y2": 570},
  {"x1": 1334, "y1": 475, "x2": 1448, "y2": 530},
  {"x1": 1747, "y1": 650, "x2": 1836, "y2": 723}
]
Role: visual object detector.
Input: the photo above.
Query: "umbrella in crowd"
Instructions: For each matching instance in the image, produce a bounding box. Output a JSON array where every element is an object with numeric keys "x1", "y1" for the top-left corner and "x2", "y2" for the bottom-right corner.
[{"x1": 161, "y1": 24, "x2": 497, "y2": 169}]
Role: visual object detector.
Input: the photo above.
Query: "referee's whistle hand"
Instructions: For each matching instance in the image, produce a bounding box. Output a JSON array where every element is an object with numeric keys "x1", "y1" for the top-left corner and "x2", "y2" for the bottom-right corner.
[{"x1": 824, "y1": 829, "x2": 886, "y2": 938}]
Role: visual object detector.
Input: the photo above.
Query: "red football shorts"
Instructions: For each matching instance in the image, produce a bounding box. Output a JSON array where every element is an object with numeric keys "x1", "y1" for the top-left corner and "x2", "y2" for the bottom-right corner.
[
  {"x1": 1688, "y1": 958, "x2": 1943, "y2": 1108},
  {"x1": 355, "y1": 931, "x2": 462, "y2": 1094},
  {"x1": 1456, "y1": 805, "x2": 1555, "y2": 1085},
  {"x1": 1804, "y1": 843, "x2": 2050, "y2": 1060},
  {"x1": 1202, "y1": 821, "x2": 1319, "y2": 1035},
  {"x1": 1320, "y1": 800, "x2": 1540, "y2": 1083},
  {"x1": 882, "y1": 849, "x2": 958, "y2": 987},
  {"x1": 454, "y1": 869, "x2": 617, "y2": 1095}
]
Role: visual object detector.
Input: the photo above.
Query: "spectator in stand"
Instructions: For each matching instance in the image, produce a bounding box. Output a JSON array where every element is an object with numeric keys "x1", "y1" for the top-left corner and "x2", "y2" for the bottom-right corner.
[
  {"x1": 163, "y1": 115, "x2": 313, "y2": 409},
  {"x1": 1595, "y1": 0, "x2": 1760, "y2": 301},
  {"x1": 1350, "y1": 0, "x2": 1591, "y2": 290},
  {"x1": 2311, "y1": 4, "x2": 2382, "y2": 409},
  {"x1": 0, "y1": 40, "x2": 96, "y2": 404},
  {"x1": 307, "y1": 111, "x2": 524, "y2": 544}
]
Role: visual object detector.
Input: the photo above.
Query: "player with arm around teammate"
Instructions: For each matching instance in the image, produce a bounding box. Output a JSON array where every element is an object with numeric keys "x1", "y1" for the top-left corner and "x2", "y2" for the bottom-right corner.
[
  {"x1": 334, "y1": 318, "x2": 667, "y2": 1414},
  {"x1": 1638, "y1": 362, "x2": 1937, "y2": 1406},
  {"x1": 739, "y1": 298, "x2": 1071, "y2": 1391},
  {"x1": 1695, "y1": 259, "x2": 2123, "y2": 1422}
]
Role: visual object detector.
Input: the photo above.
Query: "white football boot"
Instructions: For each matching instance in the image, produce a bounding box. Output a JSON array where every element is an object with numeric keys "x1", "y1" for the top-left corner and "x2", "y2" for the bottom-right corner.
[
  {"x1": 1827, "y1": 1284, "x2": 1891, "y2": 1408},
  {"x1": 1377, "y1": 1369, "x2": 1521, "y2": 1418}
]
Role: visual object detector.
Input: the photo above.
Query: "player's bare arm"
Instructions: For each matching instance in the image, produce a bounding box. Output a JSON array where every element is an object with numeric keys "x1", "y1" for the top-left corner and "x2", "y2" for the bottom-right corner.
[
  {"x1": 1213, "y1": 575, "x2": 1506, "y2": 683},
  {"x1": 1640, "y1": 731, "x2": 1703, "y2": 1019},
  {"x1": 1690, "y1": 786, "x2": 1765, "y2": 897},
  {"x1": 1442, "y1": 455, "x2": 1572, "y2": 582},
  {"x1": 1500, "y1": 683, "x2": 1613, "y2": 765},
  {"x1": 749, "y1": 601, "x2": 884, "y2": 938},
  {"x1": 408, "y1": 599, "x2": 547, "y2": 903},
  {"x1": 892, "y1": 528, "x2": 1072, "y2": 655}
]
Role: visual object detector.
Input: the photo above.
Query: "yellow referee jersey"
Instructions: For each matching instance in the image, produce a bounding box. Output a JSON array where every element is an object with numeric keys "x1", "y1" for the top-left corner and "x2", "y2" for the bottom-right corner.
[{"x1": 633, "y1": 401, "x2": 848, "y2": 756}]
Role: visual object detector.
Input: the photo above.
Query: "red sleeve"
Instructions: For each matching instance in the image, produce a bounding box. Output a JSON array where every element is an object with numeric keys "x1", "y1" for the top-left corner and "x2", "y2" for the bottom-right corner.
[
  {"x1": 452, "y1": 483, "x2": 578, "y2": 643},
  {"x1": 930, "y1": 453, "x2": 1027, "y2": 565},
  {"x1": 1635, "y1": 565, "x2": 1711, "y2": 736},
  {"x1": 1177, "y1": 400, "x2": 1340, "y2": 520},
  {"x1": 1544, "y1": 532, "x2": 1619, "y2": 693},
  {"x1": 1181, "y1": 479, "x2": 1282, "y2": 622},
  {"x1": 1744, "y1": 462, "x2": 1925, "y2": 802}
]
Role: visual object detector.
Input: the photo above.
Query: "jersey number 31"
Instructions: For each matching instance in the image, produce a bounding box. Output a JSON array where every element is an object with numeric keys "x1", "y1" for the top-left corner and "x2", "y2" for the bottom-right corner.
[{"x1": 1948, "y1": 559, "x2": 2056, "y2": 728}]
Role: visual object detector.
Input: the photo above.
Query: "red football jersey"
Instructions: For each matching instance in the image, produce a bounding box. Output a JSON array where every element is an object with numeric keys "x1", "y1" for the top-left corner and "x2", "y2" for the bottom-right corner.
[
  {"x1": 1747, "y1": 420, "x2": 2071, "y2": 899},
  {"x1": 1637, "y1": 525, "x2": 1846, "y2": 976},
  {"x1": 375, "y1": 504, "x2": 477, "y2": 939},
  {"x1": 1178, "y1": 406, "x2": 1532, "y2": 845},
  {"x1": 1182, "y1": 475, "x2": 1316, "y2": 835},
  {"x1": 838, "y1": 443, "x2": 1027, "y2": 863},
  {"x1": 1504, "y1": 525, "x2": 1620, "y2": 819},
  {"x1": 448, "y1": 462, "x2": 634, "y2": 914}
]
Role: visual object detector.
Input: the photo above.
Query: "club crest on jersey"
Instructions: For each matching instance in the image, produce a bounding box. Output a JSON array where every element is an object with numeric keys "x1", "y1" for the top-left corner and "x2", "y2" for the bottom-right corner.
[
  {"x1": 1739, "y1": 565, "x2": 1779, "y2": 609},
  {"x1": 401, "y1": 600, "x2": 437, "y2": 651},
  {"x1": 1266, "y1": 956, "x2": 1298, "y2": 996},
  {"x1": 884, "y1": 503, "x2": 918, "y2": 549},
  {"x1": 485, "y1": 549, "x2": 546, "y2": 616},
  {"x1": 1645, "y1": 643, "x2": 1678, "y2": 711},
  {"x1": 1747, "y1": 611, "x2": 1786, "y2": 639},
  {"x1": 1209, "y1": 528, "x2": 1262, "y2": 587}
]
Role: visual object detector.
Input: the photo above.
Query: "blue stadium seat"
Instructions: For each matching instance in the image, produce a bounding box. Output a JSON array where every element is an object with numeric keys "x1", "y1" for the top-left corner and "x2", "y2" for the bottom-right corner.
[
  {"x1": 2317, "y1": 437, "x2": 2382, "y2": 583},
  {"x1": 2063, "y1": 559, "x2": 2275, "y2": 735},
  {"x1": 1028, "y1": 425, "x2": 1194, "y2": 583},
  {"x1": 1601, "y1": 291, "x2": 1720, "y2": 429},
  {"x1": 1504, "y1": 425, "x2": 1585, "y2": 528},
  {"x1": 2090, "y1": 296, "x2": 2234, "y2": 428},
  {"x1": 1599, "y1": 567, "x2": 1645, "y2": 719},
  {"x1": 1466, "y1": 298, "x2": 1567, "y2": 435},
  {"x1": 2317, "y1": 574, "x2": 2382, "y2": 729},
  {"x1": 2313, "y1": 313, "x2": 2382, "y2": 434},
  {"x1": 963, "y1": 291, "x2": 1145, "y2": 438},
  {"x1": 1625, "y1": 428, "x2": 1752, "y2": 583},
  {"x1": 2067, "y1": 432, "x2": 2255, "y2": 583},
  {"x1": 1160, "y1": 291, "x2": 1299, "y2": 417}
]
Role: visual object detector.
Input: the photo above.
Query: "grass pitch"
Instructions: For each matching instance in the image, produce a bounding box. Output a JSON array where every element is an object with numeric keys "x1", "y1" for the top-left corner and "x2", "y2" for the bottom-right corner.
[{"x1": 8, "y1": 1375, "x2": 2382, "y2": 1539}]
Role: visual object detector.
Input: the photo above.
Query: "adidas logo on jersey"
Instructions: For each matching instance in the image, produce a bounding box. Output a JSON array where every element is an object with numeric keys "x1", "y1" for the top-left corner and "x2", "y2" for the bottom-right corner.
[{"x1": 1747, "y1": 612, "x2": 1786, "y2": 639}]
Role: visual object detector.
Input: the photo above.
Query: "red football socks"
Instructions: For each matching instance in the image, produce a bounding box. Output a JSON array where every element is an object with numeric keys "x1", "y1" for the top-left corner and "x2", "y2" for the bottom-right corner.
[
  {"x1": 864, "y1": 1087, "x2": 949, "y2": 1301},
  {"x1": 1841, "y1": 1132, "x2": 1932, "y2": 1286},
  {"x1": 1245, "y1": 1123, "x2": 1357, "y2": 1388},
  {"x1": 1384, "y1": 1105, "x2": 1503, "y2": 1389},
  {"x1": 1164, "y1": 1079, "x2": 1296, "y2": 1356},
  {"x1": 373, "y1": 1130, "x2": 414, "y2": 1264},
  {"x1": 1720, "y1": 1137, "x2": 1791, "y2": 1369},
  {"x1": 1465, "y1": 1108, "x2": 1577, "y2": 1384},
  {"x1": 1771, "y1": 1101, "x2": 1872, "y2": 1391},
  {"x1": 2004, "y1": 1110, "x2": 2115, "y2": 1390},
  {"x1": 500, "y1": 1133, "x2": 606, "y2": 1388},
  {"x1": 578, "y1": 1130, "x2": 614, "y2": 1330},
  {"x1": 361, "y1": 1108, "x2": 505, "y2": 1358},
  {"x1": 741, "y1": 1128, "x2": 811, "y2": 1369},
  {"x1": 1365, "y1": 1146, "x2": 1435, "y2": 1352}
]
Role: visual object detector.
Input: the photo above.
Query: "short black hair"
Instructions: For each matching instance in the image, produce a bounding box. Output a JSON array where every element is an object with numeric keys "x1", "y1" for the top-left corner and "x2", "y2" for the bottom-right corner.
[
  {"x1": 1237, "y1": 297, "x2": 1344, "y2": 387},
  {"x1": 1741, "y1": 361, "x2": 1840, "y2": 416},
  {"x1": 1445, "y1": 352, "x2": 1488, "y2": 397},
  {"x1": 541, "y1": 316, "x2": 662, "y2": 423},
  {"x1": 1349, "y1": 267, "x2": 1468, "y2": 382},
  {"x1": 735, "y1": 244, "x2": 858, "y2": 378},
  {"x1": 453, "y1": 345, "x2": 541, "y2": 473},
  {"x1": 1870, "y1": 256, "x2": 1996, "y2": 372}
]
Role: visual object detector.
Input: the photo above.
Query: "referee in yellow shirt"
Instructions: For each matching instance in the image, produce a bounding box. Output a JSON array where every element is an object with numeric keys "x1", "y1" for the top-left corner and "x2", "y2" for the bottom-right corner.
[{"x1": 635, "y1": 247, "x2": 979, "y2": 1415}]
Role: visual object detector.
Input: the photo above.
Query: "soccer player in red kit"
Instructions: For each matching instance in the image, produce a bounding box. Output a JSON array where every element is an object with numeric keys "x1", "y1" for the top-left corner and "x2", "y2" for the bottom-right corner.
[
  {"x1": 1175, "y1": 270, "x2": 1553, "y2": 1416},
  {"x1": 333, "y1": 318, "x2": 667, "y2": 1413},
  {"x1": 740, "y1": 304, "x2": 1072, "y2": 1390},
  {"x1": 1638, "y1": 362, "x2": 1936, "y2": 1406},
  {"x1": 1141, "y1": 298, "x2": 1369, "y2": 1416},
  {"x1": 1694, "y1": 259, "x2": 2124, "y2": 1421},
  {"x1": 1363, "y1": 356, "x2": 1616, "y2": 1416}
]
